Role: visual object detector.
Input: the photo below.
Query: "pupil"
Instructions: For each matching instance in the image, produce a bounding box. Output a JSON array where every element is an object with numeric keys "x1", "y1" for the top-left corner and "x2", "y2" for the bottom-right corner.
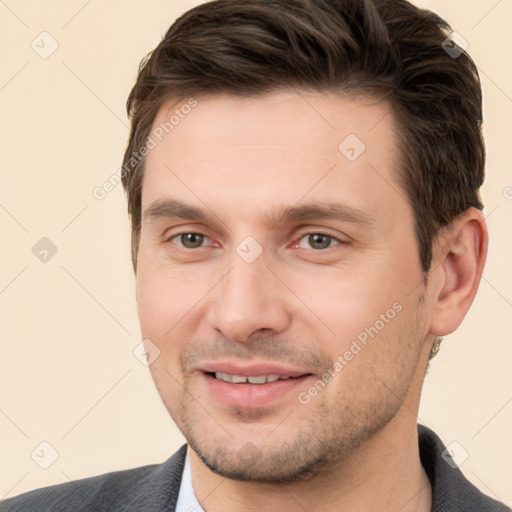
[{"x1": 309, "y1": 234, "x2": 330, "y2": 249}]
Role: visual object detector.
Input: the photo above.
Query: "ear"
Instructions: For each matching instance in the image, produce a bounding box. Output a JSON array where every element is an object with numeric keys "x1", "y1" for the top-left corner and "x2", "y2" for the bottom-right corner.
[{"x1": 429, "y1": 207, "x2": 488, "y2": 337}]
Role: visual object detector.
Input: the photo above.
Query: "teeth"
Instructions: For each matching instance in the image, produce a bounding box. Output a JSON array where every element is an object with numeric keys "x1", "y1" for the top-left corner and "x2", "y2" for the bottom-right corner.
[
  {"x1": 214, "y1": 372, "x2": 286, "y2": 384},
  {"x1": 248, "y1": 375, "x2": 267, "y2": 384}
]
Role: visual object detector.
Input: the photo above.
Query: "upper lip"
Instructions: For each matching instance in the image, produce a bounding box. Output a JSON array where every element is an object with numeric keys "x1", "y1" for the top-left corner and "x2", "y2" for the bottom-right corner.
[{"x1": 199, "y1": 360, "x2": 311, "y2": 378}]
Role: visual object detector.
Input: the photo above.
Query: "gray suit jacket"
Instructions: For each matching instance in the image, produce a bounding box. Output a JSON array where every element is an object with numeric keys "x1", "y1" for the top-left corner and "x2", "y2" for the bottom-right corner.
[{"x1": 1, "y1": 425, "x2": 509, "y2": 511}]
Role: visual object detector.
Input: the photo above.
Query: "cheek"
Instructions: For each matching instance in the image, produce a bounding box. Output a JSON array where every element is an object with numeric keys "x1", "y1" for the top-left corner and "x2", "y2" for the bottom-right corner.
[
  {"x1": 136, "y1": 246, "x2": 205, "y2": 332},
  {"x1": 136, "y1": 266, "x2": 167, "y2": 337},
  {"x1": 283, "y1": 265, "x2": 401, "y2": 342},
  {"x1": 324, "y1": 298, "x2": 425, "y2": 415},
  {"x1": 283, "y1": 255, "x2": 424, "y2": 373},
  {"x1": 136, "y1": 267, "x2": 189, "y2": 392},
  {"x1": 135, "y1": 254, "x2": 217, "y2": 378},
  {"x1": 136, "y1": 261, "x2": 188, "y2": 347}
]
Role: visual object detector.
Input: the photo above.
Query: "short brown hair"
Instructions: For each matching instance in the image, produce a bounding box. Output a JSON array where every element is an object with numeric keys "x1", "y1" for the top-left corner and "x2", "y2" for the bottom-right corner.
[{"x1": 121, "y1": 0, "x2": 484, "y2": 274}]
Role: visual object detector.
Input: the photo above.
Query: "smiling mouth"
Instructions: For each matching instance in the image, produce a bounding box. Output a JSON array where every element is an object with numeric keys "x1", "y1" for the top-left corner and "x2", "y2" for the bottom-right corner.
[{"x1": 211, "y1": 372, "x2": 309, "y2": 384}]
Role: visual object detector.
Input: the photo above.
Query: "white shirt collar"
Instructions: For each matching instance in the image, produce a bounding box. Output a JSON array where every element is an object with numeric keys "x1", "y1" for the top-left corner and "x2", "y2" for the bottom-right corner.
[{"x1": 175, "y1": 446, "x2": 206, "y2": 512}]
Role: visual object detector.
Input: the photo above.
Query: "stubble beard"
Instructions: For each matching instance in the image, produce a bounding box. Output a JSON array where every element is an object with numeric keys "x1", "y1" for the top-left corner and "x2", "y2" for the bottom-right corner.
[{"x1": 175, "y1": 376, "x2": 405, "y2": 484}]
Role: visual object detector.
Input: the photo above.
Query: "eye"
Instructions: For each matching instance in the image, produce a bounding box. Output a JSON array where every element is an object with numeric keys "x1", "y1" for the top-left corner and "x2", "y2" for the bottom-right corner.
[
  {"x1": 297, "y1": 233, "x2": 341, "y2": 250},
  {"x1": 170, "y1": 232, "x2": 210, "y2": 249}
]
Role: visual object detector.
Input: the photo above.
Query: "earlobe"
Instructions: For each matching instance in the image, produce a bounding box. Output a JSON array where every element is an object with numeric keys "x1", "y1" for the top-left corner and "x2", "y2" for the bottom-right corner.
[{"x1": 430, "y1": 207, "x2": 488, "y2": 336}]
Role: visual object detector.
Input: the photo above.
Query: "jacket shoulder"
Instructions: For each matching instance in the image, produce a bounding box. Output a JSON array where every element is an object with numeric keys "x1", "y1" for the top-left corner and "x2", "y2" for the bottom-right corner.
[
  {"x1": 0, "y1": 445, "x2": 187, "y2": 512},
  {"x1": 418, "y1": 425, "x2": 511, "y2": 511}
]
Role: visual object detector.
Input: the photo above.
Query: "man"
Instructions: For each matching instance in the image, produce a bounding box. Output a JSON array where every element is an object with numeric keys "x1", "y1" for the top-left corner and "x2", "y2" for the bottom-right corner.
[{"x1": 1, "y1": 0, "x2": 509, "y2": 510}]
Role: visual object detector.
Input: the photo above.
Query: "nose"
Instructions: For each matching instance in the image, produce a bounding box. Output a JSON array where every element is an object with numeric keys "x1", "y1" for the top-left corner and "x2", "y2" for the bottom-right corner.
[{"x1": 208, "y1": 253, "x2": 292, "y2": 343}]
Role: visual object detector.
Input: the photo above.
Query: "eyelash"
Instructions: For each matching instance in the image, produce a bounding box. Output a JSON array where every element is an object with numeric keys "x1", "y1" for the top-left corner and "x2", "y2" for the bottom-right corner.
[{"x1": 166, "y1": 231, "x2": 346, "y2": 250}]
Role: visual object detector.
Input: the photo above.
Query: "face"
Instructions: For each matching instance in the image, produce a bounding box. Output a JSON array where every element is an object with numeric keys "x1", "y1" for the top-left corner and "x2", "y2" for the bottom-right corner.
[{"x1": 136, "y1": 90, "x2": 432, "y2": 482}]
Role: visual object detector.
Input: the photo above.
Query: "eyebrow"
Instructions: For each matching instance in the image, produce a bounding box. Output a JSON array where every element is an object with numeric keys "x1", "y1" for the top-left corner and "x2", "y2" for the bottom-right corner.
[
  {"x1": 268, "y1": 203, "x2": 374, "y2": 227},
  {"x1": 143, "y1": 199, "x2": 207, "y2": 222},
  {"x1": 142, "y1": 198, "x2": 374, "y2": 227}
]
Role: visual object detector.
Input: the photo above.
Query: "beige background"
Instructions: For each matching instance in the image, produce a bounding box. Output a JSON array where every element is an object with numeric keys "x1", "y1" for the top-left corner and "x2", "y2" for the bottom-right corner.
[{"x1": 1, "y1": 0, "x2": 511, "y2": 505}]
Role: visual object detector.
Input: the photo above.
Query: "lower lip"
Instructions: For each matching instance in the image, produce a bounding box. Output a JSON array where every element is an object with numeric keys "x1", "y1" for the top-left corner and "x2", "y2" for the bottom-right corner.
[{"x1": 203, "y1": 373, "x2": 313, "y2": 409}]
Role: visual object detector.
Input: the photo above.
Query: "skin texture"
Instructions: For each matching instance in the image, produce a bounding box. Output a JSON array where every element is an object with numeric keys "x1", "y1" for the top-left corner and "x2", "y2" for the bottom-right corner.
[{"x1": 135, "y1": 90, "x2": 487, "y2": 511}]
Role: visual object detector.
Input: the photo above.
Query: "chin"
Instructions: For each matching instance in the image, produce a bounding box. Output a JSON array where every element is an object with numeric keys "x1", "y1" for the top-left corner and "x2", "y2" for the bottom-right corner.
[
  {"x1": 183, "y1": 421, "x2": 347, "y2": 484},
  {"x1": 192, "y1": 442, "x2": 330, "y2": 483}
]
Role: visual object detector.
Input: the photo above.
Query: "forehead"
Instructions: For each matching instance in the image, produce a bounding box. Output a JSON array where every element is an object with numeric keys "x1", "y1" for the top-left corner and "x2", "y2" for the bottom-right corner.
[
  {"x1": 150, "y1": 90, "x2": 395, "y2": 155},
  {"x1": 141, "y1": 90, "x2": 408, "y2": 227}
]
